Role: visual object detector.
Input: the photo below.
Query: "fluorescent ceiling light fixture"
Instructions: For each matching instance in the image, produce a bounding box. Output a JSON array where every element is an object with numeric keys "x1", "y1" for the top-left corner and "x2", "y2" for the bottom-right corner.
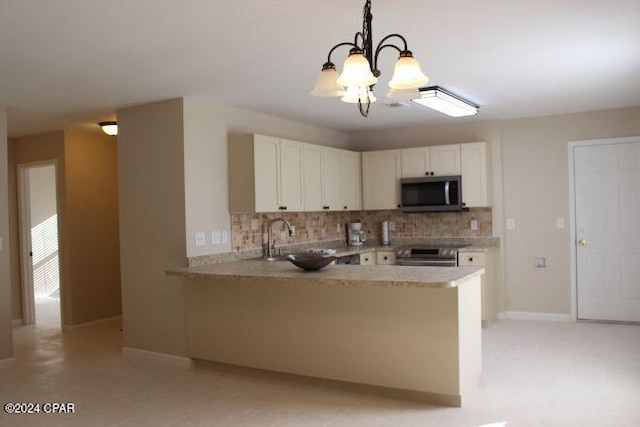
[
  {"x1": 412, "y1": 86, "x2": 479, "y2": 117},
  {"x1": 99, "y1": 121, "x2": 118, "y2": 136}
]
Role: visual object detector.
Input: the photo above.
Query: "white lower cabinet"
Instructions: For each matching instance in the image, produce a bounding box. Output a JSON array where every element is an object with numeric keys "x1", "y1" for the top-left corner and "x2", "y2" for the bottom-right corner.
[
  {"x1": 458, "y1": 248, "x2": 497, "y2": 327},
  {"x1": 359, "y1": 252, "x2": 375, "y2": 265},
  {"x1": 376, "y1": 250, "x2": 396, "y2": 265}
]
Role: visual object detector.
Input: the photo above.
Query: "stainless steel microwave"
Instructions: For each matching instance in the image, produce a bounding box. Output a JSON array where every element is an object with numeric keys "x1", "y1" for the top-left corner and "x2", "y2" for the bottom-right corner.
[{"x1": 400, "y1": 175, "x2": 464, "y2": 212}]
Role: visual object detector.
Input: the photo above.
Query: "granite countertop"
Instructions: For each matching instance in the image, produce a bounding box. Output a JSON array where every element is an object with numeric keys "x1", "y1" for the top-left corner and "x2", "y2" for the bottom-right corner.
[{"x1": 167, "y1": 259, "x2": 484, "y2": 289}]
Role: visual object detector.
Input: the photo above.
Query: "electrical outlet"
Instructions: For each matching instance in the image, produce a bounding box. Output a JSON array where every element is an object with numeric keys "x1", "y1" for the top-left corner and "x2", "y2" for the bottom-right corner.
[
  {"x1": 556, "y1": 218, "x2": 565, "y2": 229},
  {"x1": 195, "y1": 232, "x2": 206, "y2": 247},
  {"x1": 212, "y1": 231, "x2": 221, "y2": 244},
  {"x1": 534, "y1": 257, "x2": 546, "y2": 269},
  {"x1": 470, "y1": 220, "x2": 478, "y2": 231},
  {"x1": 221, "y1": 231, "x2": 229, "y2": 244}
]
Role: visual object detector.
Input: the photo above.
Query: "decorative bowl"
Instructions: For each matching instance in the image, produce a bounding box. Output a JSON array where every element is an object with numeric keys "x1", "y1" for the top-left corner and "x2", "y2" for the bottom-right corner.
[{"x1": 286, "y1": 254, "x2": 337, "y2": 271}]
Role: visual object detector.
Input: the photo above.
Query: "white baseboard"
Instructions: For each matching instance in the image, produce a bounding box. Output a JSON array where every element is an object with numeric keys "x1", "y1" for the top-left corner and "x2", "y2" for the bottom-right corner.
[
  {"x1": 11, "y1": 319, "x2": 23, "y2": 327},
  {"x1": 498, "y1": 311, "x2": 573, "y2": 322},
  {"x1": 62, "y1": 315, "x2": 122, "y2": 331},
  {"x1": 122, "y1": 347, "x2": 193, "y2": 368},
  {"x1": 0, "y1": 357, "x2": 16, "y2": 369}
]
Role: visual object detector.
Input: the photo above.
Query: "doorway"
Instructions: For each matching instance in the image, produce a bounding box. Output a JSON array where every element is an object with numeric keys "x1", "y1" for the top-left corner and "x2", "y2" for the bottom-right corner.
[
  {"x1": 569, "y1": 136, "x2": 640, "y2": 322},
  {"x1": 17, "y1": 162, "x2": 62, "y2": 328}
]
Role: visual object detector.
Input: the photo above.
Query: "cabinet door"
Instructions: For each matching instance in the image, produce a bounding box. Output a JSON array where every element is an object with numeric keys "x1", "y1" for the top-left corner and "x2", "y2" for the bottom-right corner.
[
  {"x1": 362, "y1": 150, "x2": 402, "y2": 210},
  {"x1": 340, "y1": 151, "x2": 362, "y2": 211},
  {"x1": 302, "y1": 144, "x2": 323, "y2": 212},
  {"x1": 254, "y1": 135, "x2": 280, "y2": 212},
  {"x1": 376, "y1": 250, "x2": 396, "y2": 265},
  {"x1": 360, "y1": 252, "x2": 375, "y2": 265},
  {"x1": 461, "y1": 142, "x2": 489, "y2": 207},
  {"x1": 322, "y1": 148, "x2": 341, "y2": 211},
  {"x1": 401, "y1": 147, "x2": 430, "y2": 178},
  {"x1": 430, "y1": 144, "x2": 461, "y2": 175},
  {"x1": 279, "y1": 139, "x2": 304, "y2": 212}
]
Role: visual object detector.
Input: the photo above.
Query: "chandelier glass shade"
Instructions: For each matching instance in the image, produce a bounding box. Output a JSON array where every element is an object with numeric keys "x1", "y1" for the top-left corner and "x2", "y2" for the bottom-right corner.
[
  {"x1": 311, "y1": 0, "x2": 428, "y2": 117},
  {"x1": 310, "y1": 64, "x2": 346, "y2": 97}
]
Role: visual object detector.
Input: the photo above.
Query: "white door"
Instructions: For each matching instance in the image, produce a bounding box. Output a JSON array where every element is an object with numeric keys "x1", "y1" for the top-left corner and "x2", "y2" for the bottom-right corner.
[
  {"x1": 574, "y1": 141, "x2": 640, "y2": 322},
  {"x1": 18, "y1": 163, "x2": 61, "y2": 327}
]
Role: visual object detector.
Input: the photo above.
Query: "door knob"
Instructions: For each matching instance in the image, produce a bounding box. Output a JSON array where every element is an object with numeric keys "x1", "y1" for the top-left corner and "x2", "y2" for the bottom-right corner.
[{"x1": 578, "y1": 239, "x2": 587, "y2": 247}]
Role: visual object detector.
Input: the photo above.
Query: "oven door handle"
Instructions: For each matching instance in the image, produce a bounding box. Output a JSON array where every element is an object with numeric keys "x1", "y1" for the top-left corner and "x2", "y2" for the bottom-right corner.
[{"x1": 444, "y1": 181, "x2": 450, "y2": 205}]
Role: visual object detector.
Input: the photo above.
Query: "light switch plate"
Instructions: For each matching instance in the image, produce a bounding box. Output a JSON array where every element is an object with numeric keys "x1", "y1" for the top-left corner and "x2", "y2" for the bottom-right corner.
[
  {"x1": 556, "y1": 218, "x2": 565, "y2": 229},
  {"x1": 507, "y1": 218, "x2": 516, "y2": 231},
  {"x1": 221, "y1": 231, "x2": 229, "y2": 244},
  {"x1": 212, "y1": 231, "x2": 222, "y2": 244}
]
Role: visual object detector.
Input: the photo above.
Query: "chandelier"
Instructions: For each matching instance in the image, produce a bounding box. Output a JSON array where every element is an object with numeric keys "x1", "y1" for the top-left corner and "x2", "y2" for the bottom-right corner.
[{"x1": 311, "y1": 0, "x2": 429, "y2": 117}]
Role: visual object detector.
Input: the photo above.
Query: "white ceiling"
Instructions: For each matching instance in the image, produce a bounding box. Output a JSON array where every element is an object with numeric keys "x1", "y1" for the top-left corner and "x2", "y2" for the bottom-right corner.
[{"x1": 2, "y1": 0, "x2": 640, "y2": 137}]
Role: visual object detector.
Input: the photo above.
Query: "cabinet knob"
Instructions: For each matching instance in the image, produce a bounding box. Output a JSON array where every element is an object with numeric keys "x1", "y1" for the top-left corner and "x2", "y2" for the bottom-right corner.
[
  {"x1": 344, "y1": 206, "x2": 347, "y2": 210},
  {"x1": 430, "y1": 172, "x2": 434, "y2": 176},
  {"x1": 283, "y1": 206, "x2": 287, "y2": 210},
  {"x1": 425, "y1": 172, "x2": 429, "y2": 176},
  {"x1": 397, "y1": 204, "x2": 401, "y2": 208}
]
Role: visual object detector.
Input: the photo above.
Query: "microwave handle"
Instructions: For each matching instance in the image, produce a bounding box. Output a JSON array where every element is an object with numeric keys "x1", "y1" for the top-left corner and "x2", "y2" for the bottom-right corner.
[{"x1": 444, "y1": 181, "x2": 450, "y2": 205}]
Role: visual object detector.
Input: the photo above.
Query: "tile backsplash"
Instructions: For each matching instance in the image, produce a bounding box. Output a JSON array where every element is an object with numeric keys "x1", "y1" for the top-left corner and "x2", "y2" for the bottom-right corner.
[{"x1": 231, "y1": 208, "x2": 492, "y2": 252}]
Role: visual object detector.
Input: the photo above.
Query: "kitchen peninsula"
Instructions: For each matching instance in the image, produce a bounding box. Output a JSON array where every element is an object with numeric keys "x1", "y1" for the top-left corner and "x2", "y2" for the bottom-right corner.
[{"x1": 168, "y1": 261, "x2": 484, "y2": 407}]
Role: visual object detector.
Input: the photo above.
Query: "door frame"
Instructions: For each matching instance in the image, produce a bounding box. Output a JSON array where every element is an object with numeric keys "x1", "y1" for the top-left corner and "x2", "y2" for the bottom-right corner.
[
  {"x1": 16, "y1": 160, "x2": 62, "y2": 326},
  {"x1": 568, "y1": 135, "x2": 640, "y2": 322}
]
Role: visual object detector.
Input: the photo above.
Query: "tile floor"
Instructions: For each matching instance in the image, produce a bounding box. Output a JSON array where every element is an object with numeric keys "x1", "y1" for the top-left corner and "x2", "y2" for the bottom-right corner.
[{"x1": 1, "y1": 319, "x2": 639, "y2": 426}]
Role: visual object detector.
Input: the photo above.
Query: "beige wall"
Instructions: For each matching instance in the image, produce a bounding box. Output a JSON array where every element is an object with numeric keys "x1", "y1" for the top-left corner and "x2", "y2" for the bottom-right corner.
[
  {"x1": 499, "y1": 107, "x2": 640, "y2": 314},
  {"x1": 119, "y1": 97, "x2": 349, "y2": 356},
  {"x1": 0, "y1": 107, "x2": 13, "y2": 362},
  {"x1": 117, "y1": 98, "x2": 188, "y2": 356},
  {"x1": 182, "y1": 98, "x2": 348, "y2": 258},
  {"x1": 9, "y1": 130, "x2": 120, "y2": 326},
  {"x1": 350, "y1": 106, "x2": 640, "y2": 315},
  {"x1": 63, "y1": 130, "x2": 121, "y2": 324}
]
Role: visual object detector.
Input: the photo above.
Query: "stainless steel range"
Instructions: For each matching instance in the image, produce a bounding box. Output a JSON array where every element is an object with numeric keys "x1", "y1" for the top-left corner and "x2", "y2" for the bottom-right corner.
[{"x1": 395, "y1": 245, "x2": 468, "y2": 267}]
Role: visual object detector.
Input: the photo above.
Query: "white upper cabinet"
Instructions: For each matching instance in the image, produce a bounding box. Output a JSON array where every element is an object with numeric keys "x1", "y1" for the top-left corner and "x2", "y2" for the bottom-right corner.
[
  {"x1": 303, "y1": 146, "x2": 361, "y2": 212},
  {"x1": 400, "y1": 144, "x2": 460, "y2": 178},
  {"x1": 322, "y1": 148, "x2": 342, "y2": 211},
  {"x1": 461, "y1": 142, "x2": 490, "y2": 207},
  {"x1": 253, "y1": 135, "x2": 280, "y2": 212},
  {"x1": 430, "y1": 145, "x2": 461, "y2": 175},
  {"x1": 278, "y1": 139, "x2": 304, "y2": 212},
  {"x1": 362, "y1": 150, "x2": 402, "y2": 210},
  {"x1": 340, "y1": 151, "x2": 362, "y2": 211},
  {"x1": 229, "y1": 134, "x2": 303, "y2": 213},
  {"x1": 302, "y1": 144, "x2": 324, "y2": 212}
]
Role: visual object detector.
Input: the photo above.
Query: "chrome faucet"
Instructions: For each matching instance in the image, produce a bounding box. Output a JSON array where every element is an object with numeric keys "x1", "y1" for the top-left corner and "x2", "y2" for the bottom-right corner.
[{"x1": 266, "y1": 218, "x2": 294, "y2": 259}]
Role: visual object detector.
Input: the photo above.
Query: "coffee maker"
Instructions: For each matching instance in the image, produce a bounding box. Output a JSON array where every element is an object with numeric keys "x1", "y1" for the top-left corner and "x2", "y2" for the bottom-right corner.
[{"x1": 347, "y1": 222, "x2": 367, "y2": 246}]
